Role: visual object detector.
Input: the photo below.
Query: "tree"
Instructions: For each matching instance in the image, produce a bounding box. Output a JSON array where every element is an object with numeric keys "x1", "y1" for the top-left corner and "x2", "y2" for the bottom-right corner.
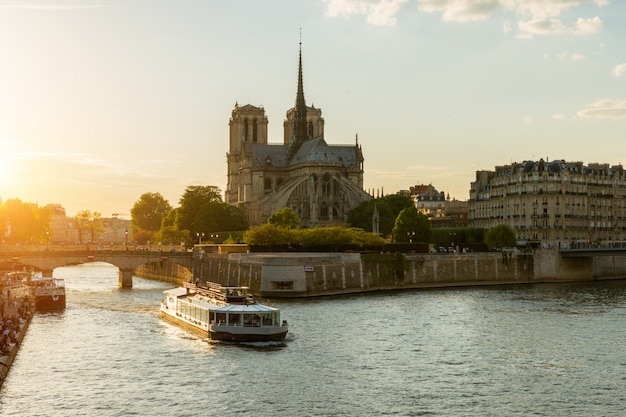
[
  {"x1": 268, "y1": 208, "x2": 301, "y2": 229},
  {"x1": 484, "y1": 224, "x2": 517, "y2": 250},
  {"x1": 131, "y1": 192, "x2": 172, "y2": 233},
  {"x1": 243, "y1": 224, "x2": 385, "y2": 249},
  {"x1": 226, "y1": 205, "x2": 248, "y2": 231},
  {"x1": 3, "y1": 199, "x2": 50, "y2": 243},
  {"x1": 348, "y1": 194, "x2": 413, "y2": 235},
  {"x1": 392, "y1": 206, "x2": 432, "y2": 243},
  {"x1": 176, "y1": 185, "x2": 223, "y2": 233},
  {"x1": 74, "y1": 210, "x2": 104, "y2": 244}
]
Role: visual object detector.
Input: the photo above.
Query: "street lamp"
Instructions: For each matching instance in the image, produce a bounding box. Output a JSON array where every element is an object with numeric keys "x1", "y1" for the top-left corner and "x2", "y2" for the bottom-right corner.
[
  {"x1": 125, "y1": 229, "x2": 128, "y2": 250},
  {"x1": 197, "y1": 232, "x2": 204, "y2": 244},
  {"x1": 407, "y1": 231, "x2": 415, "y2": 243}
]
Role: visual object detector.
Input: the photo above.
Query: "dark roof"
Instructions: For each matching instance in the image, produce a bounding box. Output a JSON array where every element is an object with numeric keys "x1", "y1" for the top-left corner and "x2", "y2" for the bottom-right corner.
[{"x1": 251, "y1": 137, "x2": 360, "y2": 169}]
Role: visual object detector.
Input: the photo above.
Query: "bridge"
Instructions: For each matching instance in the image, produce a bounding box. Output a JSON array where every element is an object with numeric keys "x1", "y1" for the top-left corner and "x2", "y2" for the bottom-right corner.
[{"x1": 0, "y1": 250, "x2": 195, "y2": 287}]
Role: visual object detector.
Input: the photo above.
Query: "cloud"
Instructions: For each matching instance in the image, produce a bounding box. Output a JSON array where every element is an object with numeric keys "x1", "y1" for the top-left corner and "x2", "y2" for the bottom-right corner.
[
  {"x1": 419, "y1": 0, "x2": 499, "y2": 22},
  {"x1": 322, "y1": 0, "x2": 608, "y2": 38},
  {"x1": 517, "y1": 16, "x2": 602, "y2": 38},
  {"x1": 552, "y1": 51, "x2": 585, "y2": 60},
  {"x1": 323, "y1": 0, "x2": 409, "y2": 26},
  {"x1": 576, "y1": 99, "x2": 626, "y2": 119},
  {"x1": 552, "y1": 113, "x2": 567, "y2": 120},
  {"x1": 612, "y1": 63, "x2": 626, "y2": 77},
  {"x1": 0, "y1": 4, "x2": 110, "y2": 10}
]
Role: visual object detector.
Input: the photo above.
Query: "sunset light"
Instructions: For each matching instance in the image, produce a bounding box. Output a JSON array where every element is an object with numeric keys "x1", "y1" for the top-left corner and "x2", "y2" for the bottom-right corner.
[{"x1": 0, "y1": 0, "x2": 624, "y2": 216}]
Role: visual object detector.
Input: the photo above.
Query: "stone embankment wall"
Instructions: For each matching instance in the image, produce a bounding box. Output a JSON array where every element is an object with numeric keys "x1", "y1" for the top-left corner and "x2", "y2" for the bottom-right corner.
[
  {"x1": 135, "y1": 261, "x2": 192, "y2": 285},
  {"x1": 137, "y1": 249, "x2": 626, "y2": 297}
]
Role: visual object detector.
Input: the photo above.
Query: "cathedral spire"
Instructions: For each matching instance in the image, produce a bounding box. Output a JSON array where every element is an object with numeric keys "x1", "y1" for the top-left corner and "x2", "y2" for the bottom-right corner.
[{"x1": 289, "y1": 34, "x2": 308, "y2": 158}]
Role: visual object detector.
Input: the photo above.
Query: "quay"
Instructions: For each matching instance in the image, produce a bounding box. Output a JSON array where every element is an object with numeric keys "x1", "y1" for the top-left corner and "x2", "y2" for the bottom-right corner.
[
  {"x1": 0, "y1": 282, "x2": 35, "y2": 390},
  {"x1": 138, "y1": 246, "x2": 626, "y2": 298},
  {"x1": 4, "y1": 246, "x2": 626, "y2": 298}
]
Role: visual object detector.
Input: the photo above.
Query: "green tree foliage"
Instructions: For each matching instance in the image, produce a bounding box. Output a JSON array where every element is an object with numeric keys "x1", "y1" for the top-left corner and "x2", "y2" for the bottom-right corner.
[
  {"x1": 74, "y1": 210, "x2": 104, "y2": 244},
  {"x1": 348, "y1": 194, "x2": 414, "y2": 235},
  {"x1": 132, "y1": 230, "x2": 154, "y2": 246},
  {"x1": 244, "y1": 225, "x2": 385, "y2": 249},
  {"x1": 159, "y1": 225, "x2": 189, "y2": 248},
  {"x1": 243, "y1": 224, "x2": 295, "y2": 246},
  {"x1": 2, "y1": 199, "x2": 51, "y2": 243},
  {"x1": 226, "y1": 205, "x2": 248, "y2": 231},
  {"x1": 176, "y1": 185, "x2": 223, "y2": 232},
  {"x1": 392, "y1": 206, "x2": 432, "y2": 243},
  {"x1": 484, "y1": 224, "x2": 517, "y2": 249},
  {"x1": 158, "y1": 185, "x2": 247, "y2": 246},
  {"x1": 130, "y1": 192, "x2": 172, "y2": 233},
  {"x1": 267, "y1": 208, "x2": 301, "y2": 229},
  {"x1": 193, "y1": 201, "x2": 248, "y2": 233}
]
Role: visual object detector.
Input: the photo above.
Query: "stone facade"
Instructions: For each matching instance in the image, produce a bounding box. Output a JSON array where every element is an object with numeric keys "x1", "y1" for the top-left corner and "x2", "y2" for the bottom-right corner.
[
  {"x1": 225, "y1": 45, "x2": 371, "y2": 227},
  {"x1": 469, "y1": 159, "x2": 626, "y2": 248}
]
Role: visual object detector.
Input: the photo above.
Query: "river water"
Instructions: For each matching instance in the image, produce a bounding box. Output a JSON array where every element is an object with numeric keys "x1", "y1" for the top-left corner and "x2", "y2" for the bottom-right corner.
[{"x1": 1, "y1": 262, "x2": 625, "y2": 416}]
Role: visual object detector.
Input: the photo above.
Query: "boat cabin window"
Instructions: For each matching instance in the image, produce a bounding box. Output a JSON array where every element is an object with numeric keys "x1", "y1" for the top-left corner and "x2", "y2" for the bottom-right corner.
[
  {"x1": 214, "y1": 312, "x2": 227, "y2": 325},
  {"x1": 261, "y1": 313, "x2": 277, "y2": 326},
  {"x1": 228, "y1": 313, "x2": 242, "y2": 326},
  {"x1": 243, "y1": 313, "x2": 261, "y2": 327}
]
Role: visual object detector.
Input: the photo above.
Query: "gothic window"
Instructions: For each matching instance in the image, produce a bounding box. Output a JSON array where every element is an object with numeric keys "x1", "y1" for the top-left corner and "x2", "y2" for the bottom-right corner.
[
  {"x1": 243, "y1": 118, "x2": 249, "y2": 142},
  {"x1": 322, "y1": 173, "x2": 331, "y2": 196},
  {"x1": 264, "y1": 178, "x2": 272, "y2": 193},
  {"x1": 320, "y1": 201, "x2": 328, "y2": 219},
  {"x1": 253, "y1": 120, "x2": 258, "y2": 143},
  {"x1": 308, "y1": 121, "x2": 314, "y2": 138}
]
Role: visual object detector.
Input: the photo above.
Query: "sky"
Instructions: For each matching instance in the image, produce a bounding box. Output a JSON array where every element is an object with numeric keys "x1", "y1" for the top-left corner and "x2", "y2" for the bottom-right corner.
[{"x1": 0, "y1": 0, "x2": 624, "y2": 218}]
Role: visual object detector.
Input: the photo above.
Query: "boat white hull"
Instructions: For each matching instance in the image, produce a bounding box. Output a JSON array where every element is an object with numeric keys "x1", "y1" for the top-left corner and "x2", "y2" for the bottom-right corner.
[
  {"x1": 209, "y1": 323, "x2": 288, "y2": 342},
  {"x1": 160, "y1": 305, "x2": 288, "y2": 342}
]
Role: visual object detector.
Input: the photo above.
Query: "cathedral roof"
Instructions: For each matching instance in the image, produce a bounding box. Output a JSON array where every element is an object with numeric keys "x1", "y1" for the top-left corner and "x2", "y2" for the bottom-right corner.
[{"x1": 251, "y1": 137, "x2": 360, "y2": 169}]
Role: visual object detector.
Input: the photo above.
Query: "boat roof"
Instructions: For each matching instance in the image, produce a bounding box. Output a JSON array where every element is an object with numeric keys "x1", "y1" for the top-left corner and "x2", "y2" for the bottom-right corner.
[
  {"x1": 164, "y1": 287, "x2": 189, "y2": 297},
  {"x1": 214, "y1": 304, "x2": 279, "y2": 313}
]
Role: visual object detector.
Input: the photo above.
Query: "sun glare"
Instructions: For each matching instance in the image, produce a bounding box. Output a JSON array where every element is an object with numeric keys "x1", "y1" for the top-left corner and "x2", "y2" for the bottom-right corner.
[{"x1": 0, "y1": 157, "x2": 12, "y2": 185}]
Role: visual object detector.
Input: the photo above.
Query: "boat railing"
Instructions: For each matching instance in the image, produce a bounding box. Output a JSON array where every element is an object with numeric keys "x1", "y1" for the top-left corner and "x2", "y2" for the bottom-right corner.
[{"x1": 185, "y1": 281, "x2": 255, "y2": 305}]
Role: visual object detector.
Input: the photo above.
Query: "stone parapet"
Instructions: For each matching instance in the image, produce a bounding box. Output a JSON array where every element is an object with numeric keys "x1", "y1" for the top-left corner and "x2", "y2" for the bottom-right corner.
[{"x1": 144, "y1": 249, "x2": 626, "y2": 298}]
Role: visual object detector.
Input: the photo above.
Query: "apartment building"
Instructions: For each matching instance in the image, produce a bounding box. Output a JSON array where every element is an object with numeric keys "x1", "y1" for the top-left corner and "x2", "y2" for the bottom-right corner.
[{"x1": 469, "y1": 159, "x2": 626, "y2": 248}]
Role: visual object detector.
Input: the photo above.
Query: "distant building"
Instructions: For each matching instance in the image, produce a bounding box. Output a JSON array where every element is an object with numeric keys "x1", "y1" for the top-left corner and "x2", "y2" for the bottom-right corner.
[
  {"x1": 225, "y1": 43, "x2": 371, "y2": 227},
  {"x1": 45, "y1": 205, "x2": 130, "y2": 246},
  {"x1": 469, "y1": 159, "x2": 626, "y2": 248},
  {"x1": 402, "y1": 184, "x2": 468, "y2": 228}
]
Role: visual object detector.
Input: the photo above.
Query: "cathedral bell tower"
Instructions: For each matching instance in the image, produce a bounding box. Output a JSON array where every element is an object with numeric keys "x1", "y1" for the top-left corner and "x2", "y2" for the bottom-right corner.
[{"x1": 226, "y1": 103, "x2": 268, "y2": 205}]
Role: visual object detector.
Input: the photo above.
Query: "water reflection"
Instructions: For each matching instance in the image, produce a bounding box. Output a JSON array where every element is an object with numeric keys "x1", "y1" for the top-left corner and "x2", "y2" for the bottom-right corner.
[{"x1": 1, "y1": 264, "x2": 626, "y2": 416}]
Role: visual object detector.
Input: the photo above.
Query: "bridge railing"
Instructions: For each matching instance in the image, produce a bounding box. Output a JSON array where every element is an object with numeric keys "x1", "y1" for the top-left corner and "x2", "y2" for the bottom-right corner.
[{"x1": 0, "y1": 243, "x2": 192, "y2": 254}]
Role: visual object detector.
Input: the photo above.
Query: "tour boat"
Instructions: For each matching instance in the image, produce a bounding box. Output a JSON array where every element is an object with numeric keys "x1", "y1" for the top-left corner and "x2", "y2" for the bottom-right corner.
[
  {"x1": 30, "y1": 276, "x2": 66, "y2": 311},
  {"x1": 160, "y1": 282, "x2": 288, "y2": 342}
]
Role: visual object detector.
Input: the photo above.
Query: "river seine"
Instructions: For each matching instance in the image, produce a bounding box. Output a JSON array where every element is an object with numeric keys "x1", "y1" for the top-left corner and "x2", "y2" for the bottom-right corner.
[{"x1": 1, "y1": 262, "x2": 625, "y2": 416}]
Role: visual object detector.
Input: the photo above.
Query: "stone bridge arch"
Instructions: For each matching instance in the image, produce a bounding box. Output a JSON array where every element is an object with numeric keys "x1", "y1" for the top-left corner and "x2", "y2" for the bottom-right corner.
[{"x1": 0, "y1": 251, "x2": 194, "y2": 287}]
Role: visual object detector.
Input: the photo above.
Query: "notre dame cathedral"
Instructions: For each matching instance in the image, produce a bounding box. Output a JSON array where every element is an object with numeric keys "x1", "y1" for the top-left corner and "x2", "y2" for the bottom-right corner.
[{"x1": 225, "y1": 44, "x2": 372, "y2": 227}]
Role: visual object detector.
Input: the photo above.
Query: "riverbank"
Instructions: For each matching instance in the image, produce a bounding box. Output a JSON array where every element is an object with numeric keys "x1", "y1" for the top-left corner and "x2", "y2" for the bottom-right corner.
[
  {"x1": 0, "y1": 295, "x2": 35, "y2": 390},
  {"x1": 135, "y1": 248, "x2": 626, "y2": 298}
]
